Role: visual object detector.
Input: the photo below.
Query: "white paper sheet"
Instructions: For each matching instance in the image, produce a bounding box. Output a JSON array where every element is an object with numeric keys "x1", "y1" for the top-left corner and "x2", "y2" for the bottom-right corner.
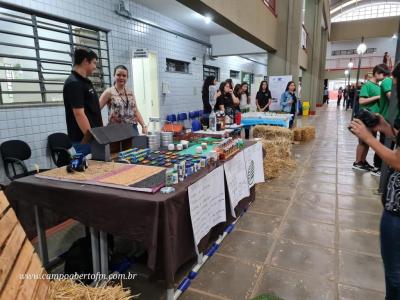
[
  {"x1": 188, "y1": 166, "x2": 226, "y2": 247},
  {"x1": 244, "y1": 142, "x2": 265, "y2": 187},
  {"x1": 224, "y1": 151, "x2": 250, "y2": 217}
]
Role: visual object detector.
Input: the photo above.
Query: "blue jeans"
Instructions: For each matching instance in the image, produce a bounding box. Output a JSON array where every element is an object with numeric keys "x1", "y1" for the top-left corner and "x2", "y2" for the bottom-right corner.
[
  {"x1": 72, "y1": 143, "x2": 91, "y2": 156},
  {"x1": 381, "y1": 210, "x2": 400, "y2": 299}
]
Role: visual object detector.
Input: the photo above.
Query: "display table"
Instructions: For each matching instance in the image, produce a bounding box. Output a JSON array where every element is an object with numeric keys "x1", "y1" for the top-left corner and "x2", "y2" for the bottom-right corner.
[
  {"x1": 4, "y1": 146, "x2": 256, "y2": 298},
  {"x1": 241, "y1": 112, "x2": 292, "y2": 128}
]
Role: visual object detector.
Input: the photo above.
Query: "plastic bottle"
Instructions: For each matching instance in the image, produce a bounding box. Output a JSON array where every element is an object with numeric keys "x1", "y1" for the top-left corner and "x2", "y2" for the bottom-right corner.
[{"x1": 209, "y1": 110, "x2": 217, "y2": 131}]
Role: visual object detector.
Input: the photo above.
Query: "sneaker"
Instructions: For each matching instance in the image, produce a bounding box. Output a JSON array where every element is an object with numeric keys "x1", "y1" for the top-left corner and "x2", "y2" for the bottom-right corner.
[
  {"x1": 371, "y1": 168, "x2": 381, "y2": 177},
  {"x1": 352, "y1": 161, "x2": 370, "y2": 172},
  {"x1": 363, "y1": 161, "x2": 374, "y2": 171}
]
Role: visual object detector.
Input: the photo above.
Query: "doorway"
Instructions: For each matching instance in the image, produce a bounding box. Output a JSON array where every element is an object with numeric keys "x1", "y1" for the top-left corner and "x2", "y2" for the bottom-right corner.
[{"x1": 132, "y1": 52, "x2": 160, "y2": 128}]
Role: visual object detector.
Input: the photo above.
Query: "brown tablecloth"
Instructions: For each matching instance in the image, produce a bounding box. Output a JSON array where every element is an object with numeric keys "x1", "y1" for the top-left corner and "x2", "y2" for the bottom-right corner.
[{"x1": 5, "y1": 151, "x2": 255, "y2": 288}]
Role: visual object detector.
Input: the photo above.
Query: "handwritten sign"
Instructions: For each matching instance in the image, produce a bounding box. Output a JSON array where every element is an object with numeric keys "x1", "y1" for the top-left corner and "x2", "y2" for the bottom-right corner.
[
  {"x1": 224, "y1": 151, "x2": 250, "y2": 217},
  {"x1": 244, "y1": 142, "x2": 265, "y2": 187},
  {"x1": 188, "y1": 166, "x2": 226, "y2": 246}
]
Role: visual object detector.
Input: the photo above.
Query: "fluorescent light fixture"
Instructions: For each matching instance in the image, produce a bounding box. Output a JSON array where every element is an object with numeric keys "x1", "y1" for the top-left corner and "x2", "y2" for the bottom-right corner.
[
  {"x1": 204, "y1": 16, "x2": 211, "y2": 24},
  {"x1": 393, "y1": 34, "x2": 398, "y2": 39}
]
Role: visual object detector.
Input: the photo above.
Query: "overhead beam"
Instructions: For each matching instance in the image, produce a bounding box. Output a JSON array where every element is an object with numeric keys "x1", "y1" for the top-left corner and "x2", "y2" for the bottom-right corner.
[
  {"x1": 210, "y1": 33, "x2": 266, "y2": 57},
  {"x1": 330, "y1": 16, "x2": 400, "y2": 41},
  {"x1": 177, "y1": 0, "x2": 277, "y2": 53}
]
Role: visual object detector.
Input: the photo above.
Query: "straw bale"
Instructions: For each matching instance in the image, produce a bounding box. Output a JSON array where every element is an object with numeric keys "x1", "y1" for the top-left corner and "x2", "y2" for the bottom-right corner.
[
  {"x1": 261, "y1": 139, "x2": 296, "y2": 179},
  {"x1": 303, "y1": 126, "x2": 316, "y2": 141},
  {"x1": 47, "y1": 279, "x2": 136, "y2": 300},
  {"x1": 253, "y1": 125, "x2": 293, "y2": 141},
  {"x1": 293, "y1": 128, "x2": 303, "y2": 142}
]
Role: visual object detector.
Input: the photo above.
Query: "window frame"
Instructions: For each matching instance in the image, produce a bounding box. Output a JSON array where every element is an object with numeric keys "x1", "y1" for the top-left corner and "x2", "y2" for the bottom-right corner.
[
  {"x1": 230, "y1": 70, "x2": 240, "y2": 79},
  {"x1": 0, "y1": 3, "x2": 111, "y2": 106},
  {"x1": 203, "y1": 65, "x2": 219, "y2": 81}
]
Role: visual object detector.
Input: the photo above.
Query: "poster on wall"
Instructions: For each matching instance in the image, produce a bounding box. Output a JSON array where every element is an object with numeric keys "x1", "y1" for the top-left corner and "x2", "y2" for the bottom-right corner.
[{"x1": 269, "y1": 75, "x2": 293, "y2": 111}]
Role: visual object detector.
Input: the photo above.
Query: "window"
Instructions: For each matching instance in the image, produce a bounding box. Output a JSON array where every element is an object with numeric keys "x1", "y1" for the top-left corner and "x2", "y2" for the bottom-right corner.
[
  {"x1": 332, "y1": 2, "x2": 400, "y2": 23},
  {"x1": 230, "y1": 70, "x2": 240, "y2": 79},
  {"x1": 166, "y1": 58, "x2": 190, "y2": 73},
  {"x1": 331, "y1": 48, "x2": 376, "y2": 56},
  {"x1": 0, "y1": 5, "x2": 111, "y2": 105},
  {"x1": 203, "y1": 65, "x2": 219, "y2": 81}
]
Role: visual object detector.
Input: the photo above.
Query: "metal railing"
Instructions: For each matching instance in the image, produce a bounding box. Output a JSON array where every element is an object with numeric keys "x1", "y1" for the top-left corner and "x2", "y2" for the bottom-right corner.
[{"x1": 325, "y1": 55, "x2": 385, "y2": 70}]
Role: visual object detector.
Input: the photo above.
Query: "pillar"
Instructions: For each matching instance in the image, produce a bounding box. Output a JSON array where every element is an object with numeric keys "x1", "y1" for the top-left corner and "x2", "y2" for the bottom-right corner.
[
  {"x1": 267, "y1": 0, "x2": 303, "y2": 83},
  {"x1": 301, "y1": 0, "x2": 325, "y2": 111}
]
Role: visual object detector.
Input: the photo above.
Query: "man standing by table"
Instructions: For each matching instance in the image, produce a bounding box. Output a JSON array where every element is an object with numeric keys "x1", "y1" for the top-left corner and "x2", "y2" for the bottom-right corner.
[{"x1": 63, "y1": 47, "x2": 103, "y2": 156}]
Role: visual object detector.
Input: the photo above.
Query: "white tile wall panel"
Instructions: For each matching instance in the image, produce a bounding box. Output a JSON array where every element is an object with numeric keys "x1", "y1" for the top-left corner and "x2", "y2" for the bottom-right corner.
[{"x1": 0, "y1": 0, "x2": 267, "y2": 183}]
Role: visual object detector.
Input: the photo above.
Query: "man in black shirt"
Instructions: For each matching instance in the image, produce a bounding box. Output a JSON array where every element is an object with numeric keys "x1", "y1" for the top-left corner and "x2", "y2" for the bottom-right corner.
[{"x1": 63, "y1": 48, "x2": 103, "y2": 155}]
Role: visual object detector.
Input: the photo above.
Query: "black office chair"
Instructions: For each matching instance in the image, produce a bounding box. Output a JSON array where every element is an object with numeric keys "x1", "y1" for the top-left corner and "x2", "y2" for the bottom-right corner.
[
  {"x1": 48, "y1": 133, "x2": 72, "y2": 167},
  {"x1": 0, "y1": 140, "x2": 46, "y2": 181}
]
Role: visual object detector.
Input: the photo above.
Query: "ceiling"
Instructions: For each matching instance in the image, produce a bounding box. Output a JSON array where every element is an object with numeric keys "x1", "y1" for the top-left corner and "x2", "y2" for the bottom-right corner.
[
  {"x1": 241, "y1": 54, "x2": 268, "y2": 65},
  {"x1": 330, "y1": 0, "x2": 400, "y2": 17},
  {"x1": 132, "y1": 0, "x2": 229, "y2": 36}
]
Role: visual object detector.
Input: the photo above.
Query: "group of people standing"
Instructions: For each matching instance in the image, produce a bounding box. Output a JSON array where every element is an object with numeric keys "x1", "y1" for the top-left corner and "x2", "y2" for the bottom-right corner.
[
  {"x1": 337, "y1": 84, "x2": 359, "y2": 111},
  {"x1": 63, "y1": 48, "x2": 147, "y2": 156},
  {"x1": 351, "y1": 64, "x2": 392, "y2": 176},
  {"x1": 349, "y1": 62, "x2": 400, "y2": 300},
  {"x1": 202, "y1": 77, "x2": 299, "y2": 128}
]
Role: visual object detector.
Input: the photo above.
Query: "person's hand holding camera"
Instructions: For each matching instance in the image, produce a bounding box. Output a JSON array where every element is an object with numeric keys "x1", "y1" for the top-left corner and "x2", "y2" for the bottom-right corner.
[{"x1": 349, "y1": 118, "x2": 374, "y2": 142}]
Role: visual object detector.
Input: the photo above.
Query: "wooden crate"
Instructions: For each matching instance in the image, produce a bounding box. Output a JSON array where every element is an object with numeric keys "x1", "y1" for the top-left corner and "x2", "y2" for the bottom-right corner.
[{"x1": 0, "y1": 191, "x2": 50, "y2": 299}]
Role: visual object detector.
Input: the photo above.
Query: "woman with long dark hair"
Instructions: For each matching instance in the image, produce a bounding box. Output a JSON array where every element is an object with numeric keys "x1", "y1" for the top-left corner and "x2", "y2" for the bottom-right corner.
[
  {"x1": 215, "y1": 81, "x2": 240, "y2": 111},
  {"x1": 350, "y1": 62, "x2": 400, "y2": 299},
  {"x1": 280, "y1": 81, "x2": 297, "y2": 128},
  {"x1": 256, "y1": 80, "x2": 272, "y2": 112},
  {"x1": 99, "y1": 65, "x2": 147, "y2": 135},
  {"x1": 233, "y1": 83, "x2": 242, "y2": 111},
  {"x1": 202, "y1": 75, "x2": 220, "y2": 115},
  {"x1": 240, "y1": 82, "x2": 250, "y2": 112}
]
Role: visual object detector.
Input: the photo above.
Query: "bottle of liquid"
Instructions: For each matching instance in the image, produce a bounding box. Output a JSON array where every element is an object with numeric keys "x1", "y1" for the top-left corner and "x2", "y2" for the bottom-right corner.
[{"x1": 209, "y1": 110, "x2": 217, "y2": 131}]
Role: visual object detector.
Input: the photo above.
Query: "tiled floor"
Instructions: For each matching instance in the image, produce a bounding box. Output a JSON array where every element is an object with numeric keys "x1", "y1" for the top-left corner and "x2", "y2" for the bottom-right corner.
[
  {"x1": 182, "y1": 103, "x2": 385, "y2": 300},
  {"x1": 42, "y1": 103, "x2": 386, "y2": 299}
]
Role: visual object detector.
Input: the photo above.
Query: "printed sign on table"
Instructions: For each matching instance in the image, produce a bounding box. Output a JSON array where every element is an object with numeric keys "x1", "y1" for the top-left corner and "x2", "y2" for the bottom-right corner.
[
  {"x1": 188, "y1": 166, "x2": 226, "y2": 247},
  {"x1": 244, "y1": 142, "x2": 265, "y2": 187},
  {"x1": 224, "y1": 151, "x2": 250, "y2": 217}
]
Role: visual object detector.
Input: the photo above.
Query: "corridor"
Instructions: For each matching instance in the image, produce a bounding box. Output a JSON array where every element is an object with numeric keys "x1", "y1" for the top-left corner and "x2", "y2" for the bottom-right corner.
[{"x1": 179, "y1": 104, "x2": 385, "y2": 300}]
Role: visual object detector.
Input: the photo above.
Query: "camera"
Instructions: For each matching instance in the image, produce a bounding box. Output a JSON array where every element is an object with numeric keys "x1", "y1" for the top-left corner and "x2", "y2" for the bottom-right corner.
[{"x1": 353, "y1": 109, "x2": 379, "y2": 127}]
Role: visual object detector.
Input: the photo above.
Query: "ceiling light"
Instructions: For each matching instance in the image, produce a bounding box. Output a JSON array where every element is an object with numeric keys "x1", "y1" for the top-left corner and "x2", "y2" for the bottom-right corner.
[
  {"x1": 393, "y1": 34, "x2": 398, "y2": 39},
  {"x1": 204, "y1": 16, "x2": 211, "y2": 24},
  {"x1": 357, "y1": 42, "x2": 367, "y2": 55}
]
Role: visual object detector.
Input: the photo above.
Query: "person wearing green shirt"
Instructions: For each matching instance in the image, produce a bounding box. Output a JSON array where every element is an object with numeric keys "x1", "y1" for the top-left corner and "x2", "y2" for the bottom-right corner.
[
  {"x1": 353, "y1": 64, "x2": 390, "y2": 172},
  {"x1": 371, "y1": 77, "x2": 393, "y2": 176},
  {"x1": 379, "y1": 77, "x2": 393, "y2": 121}
]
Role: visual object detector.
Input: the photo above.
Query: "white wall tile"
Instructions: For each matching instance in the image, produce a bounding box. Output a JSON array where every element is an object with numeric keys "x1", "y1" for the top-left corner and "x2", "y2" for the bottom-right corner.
[{"x1": 0, "y1": 0, "x2": 267, "y2": 182}]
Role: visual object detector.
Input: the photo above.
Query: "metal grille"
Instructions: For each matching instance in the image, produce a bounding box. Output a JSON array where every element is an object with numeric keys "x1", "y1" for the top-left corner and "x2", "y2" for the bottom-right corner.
[
  {"x1": 203, "y1": 65, "x2": 219, "y2": 81},
  {"x1": 0, "y1": 5, "x2": 111, "y2": 105}
]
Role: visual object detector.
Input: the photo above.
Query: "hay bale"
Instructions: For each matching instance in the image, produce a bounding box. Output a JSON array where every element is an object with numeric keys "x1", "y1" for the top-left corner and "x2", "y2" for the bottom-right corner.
[
  {"x1": 303, "y1": 126, "x2": 316, "y2": 141},
  {"x1": 293, "y1": 128, "x2": 303, "y2": 142},
  {"x1": 48, "y1": 279, "x2": 135, "y2": 300},
  {"x1": 261, "y1": 138, "x2": 296, "y2": 179},
  {"x1": 253, "y1": 125, "x2": 293, "y2": 141}
]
